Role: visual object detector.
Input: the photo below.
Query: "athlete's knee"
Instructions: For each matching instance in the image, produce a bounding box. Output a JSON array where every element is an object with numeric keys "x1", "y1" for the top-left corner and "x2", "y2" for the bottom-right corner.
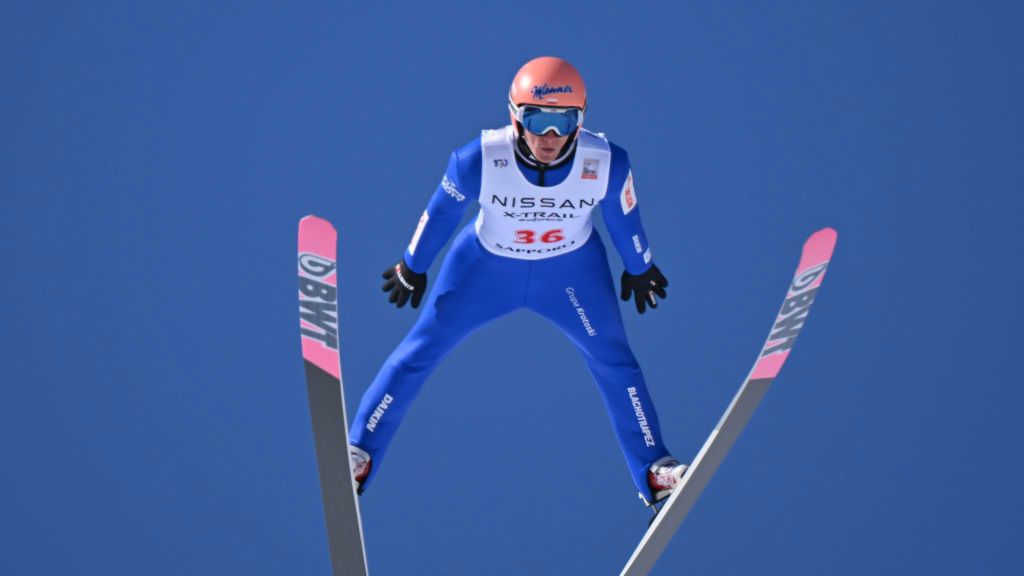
[
  {"x1": 582, "y1": 342, "x2": 641, "y2": 372},
  {"x1": 607, "y1": 362, "x2": 644, "y2": 383},
  {"x1": 384, "y1": 346, "x2": 441, "y2": 375}
]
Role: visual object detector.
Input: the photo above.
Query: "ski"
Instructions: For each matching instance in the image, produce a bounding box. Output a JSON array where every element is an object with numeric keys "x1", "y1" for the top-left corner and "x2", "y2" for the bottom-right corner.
[
  {"x1": 298, "y1": 215, "x2": 369, "y2": 576},
  {"x1": 620, "y1": 227, "x2": 838, "y2": 576}
]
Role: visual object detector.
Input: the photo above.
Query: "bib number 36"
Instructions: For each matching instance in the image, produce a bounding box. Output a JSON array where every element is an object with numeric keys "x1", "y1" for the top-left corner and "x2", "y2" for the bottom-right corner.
[{"x1": 514, "y1": 229, "x2": 565, "y2": 244}]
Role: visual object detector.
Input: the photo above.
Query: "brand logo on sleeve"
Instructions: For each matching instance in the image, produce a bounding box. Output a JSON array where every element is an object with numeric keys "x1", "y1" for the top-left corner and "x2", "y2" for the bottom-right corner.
[
  {"x1": 620, "y1": 172, "x2": 637, "y2": 214},
  {"x1": 408, "y1": 211, "x2": 429, "y2": 255},
  {"x1": 582, "y1": 158, "x2": 599, "y2": 180},
  {"x1": 441, "y1": 175, "x2": 465, "y2": 201},
  {"x1": 493, "y1": 158, "x2": 508, "y2": 168}
]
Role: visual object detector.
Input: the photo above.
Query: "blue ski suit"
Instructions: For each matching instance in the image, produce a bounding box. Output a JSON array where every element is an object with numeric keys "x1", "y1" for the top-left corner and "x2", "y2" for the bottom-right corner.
[{"x1": 350, "y1": 127, "x2": 672, "y2": 499}]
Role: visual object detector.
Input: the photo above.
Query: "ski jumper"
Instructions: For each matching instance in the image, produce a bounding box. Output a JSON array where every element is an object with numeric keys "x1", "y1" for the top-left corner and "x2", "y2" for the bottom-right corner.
[{"x1": 350, "y1": 126, "x2": 671, "y2": 498}]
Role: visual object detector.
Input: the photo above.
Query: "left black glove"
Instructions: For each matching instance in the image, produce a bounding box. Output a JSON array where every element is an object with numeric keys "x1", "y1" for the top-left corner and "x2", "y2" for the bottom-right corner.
[
  {"x1": 382, "y1": 259, "x2": 427, "y2": 309},
  {"x1": 620, "y1": 264, "x2": 668, "y2": 314}
]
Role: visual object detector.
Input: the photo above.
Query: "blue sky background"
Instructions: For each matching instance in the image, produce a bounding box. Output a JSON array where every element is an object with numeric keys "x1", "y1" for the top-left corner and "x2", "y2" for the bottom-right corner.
[{"x1": 2, "y1": 2, "x2": 1022, "y2": 574}]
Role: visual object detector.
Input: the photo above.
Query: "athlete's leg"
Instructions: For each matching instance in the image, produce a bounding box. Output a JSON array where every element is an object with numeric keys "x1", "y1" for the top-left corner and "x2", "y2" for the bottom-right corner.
[
  {"x1": 350, "y1": 227, "x2": 525, "y2": 487},
  {"x1": 526, "y1": 235, "x2": 671, "y2": 499}
]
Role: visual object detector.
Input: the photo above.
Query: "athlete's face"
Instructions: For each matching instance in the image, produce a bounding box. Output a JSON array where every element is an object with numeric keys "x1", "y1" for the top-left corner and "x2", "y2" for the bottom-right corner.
[{"x1": 522, "y1": 130, "x2": 570, "y2": 164}]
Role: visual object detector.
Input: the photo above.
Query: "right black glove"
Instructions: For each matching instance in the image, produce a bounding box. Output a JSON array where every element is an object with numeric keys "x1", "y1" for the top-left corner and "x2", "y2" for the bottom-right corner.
[
  {"x1": 620, "y1": 264, "x2": 668, "y2": 314},
  {"x1": 382, "y1": 259, "x2": 427, "y2": 309}
]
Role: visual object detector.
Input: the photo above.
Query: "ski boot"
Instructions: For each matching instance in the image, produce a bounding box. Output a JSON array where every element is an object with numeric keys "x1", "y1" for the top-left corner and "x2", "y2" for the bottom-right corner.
[
  {"x1": 639, "y1": 456, "x2": 689, "y2": 521},
  {"x1": 349, "y1": 445, "x2": 372, "y2": 494}
]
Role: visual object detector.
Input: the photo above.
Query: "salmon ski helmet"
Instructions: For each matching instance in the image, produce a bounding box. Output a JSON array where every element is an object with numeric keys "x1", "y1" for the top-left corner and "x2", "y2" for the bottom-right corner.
[{"x1": 508, "y1": 56, "x2": 587, "y2": 140}]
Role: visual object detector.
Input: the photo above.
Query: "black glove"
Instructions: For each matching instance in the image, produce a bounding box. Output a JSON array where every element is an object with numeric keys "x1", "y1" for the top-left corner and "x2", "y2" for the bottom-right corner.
[
  {"x1": 620, "y1": 264, "x2": 668, "y2": 314},
  {"x1": 382, "y1": 260, "x2": 427, "y2": 308}
]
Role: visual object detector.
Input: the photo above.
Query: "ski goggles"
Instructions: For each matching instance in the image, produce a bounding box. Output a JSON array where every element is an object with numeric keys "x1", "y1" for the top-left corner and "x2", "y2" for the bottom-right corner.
[{"x1": 509, "y1": 100, "x2": 583, "y2": 136}]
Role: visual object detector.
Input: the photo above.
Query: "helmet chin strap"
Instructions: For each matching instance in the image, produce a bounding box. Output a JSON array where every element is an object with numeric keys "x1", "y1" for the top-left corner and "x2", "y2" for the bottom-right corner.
[{"x1": 514, "y1": 123, "x2": 579, "y2": 167}]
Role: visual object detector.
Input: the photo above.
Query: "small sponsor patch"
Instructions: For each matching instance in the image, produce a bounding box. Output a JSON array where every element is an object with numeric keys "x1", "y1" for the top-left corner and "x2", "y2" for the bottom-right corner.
[
  {"x1": 408, "y1": 211, "x2": 429, "y2": 255},
  {"x1": 643, "y1": 247, "x2": 653, "y2": 264},
  {"x1": 620, "y1": 172, "x2": 637, "y2": 214},
  {"x1": 582, "y1": 158, "x2": 599, "y2": 180},
  {"x1": 632, "y1": 234, "x2": 643, "y2": 253}
]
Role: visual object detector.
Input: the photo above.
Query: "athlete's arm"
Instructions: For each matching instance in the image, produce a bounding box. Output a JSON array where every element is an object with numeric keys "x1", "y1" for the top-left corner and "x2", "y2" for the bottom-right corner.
[
  {"x1": 402, "y1": 137, "x2": 483, "y2": 274},
  {"x1": 600, "y1": 143, "x2": 654, "y2": 276},
  {"x1": 600, "y1": 143, "x2": 669, "y2": 313}
]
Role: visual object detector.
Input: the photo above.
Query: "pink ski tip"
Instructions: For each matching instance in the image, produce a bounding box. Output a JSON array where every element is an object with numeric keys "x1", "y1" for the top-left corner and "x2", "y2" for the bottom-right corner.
[
  {"x1": 300, "y1": 214, "x2": 336, "y2": 236},
  {"x1": 799, "y1": 227, "x2": 838, "y2": 271},
  {"x1": 806, "y1": 227, "x2": 838, "y2": 246},
  {"x1": 299, "y1": 215, "x2": 338, "y2": 257}
]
